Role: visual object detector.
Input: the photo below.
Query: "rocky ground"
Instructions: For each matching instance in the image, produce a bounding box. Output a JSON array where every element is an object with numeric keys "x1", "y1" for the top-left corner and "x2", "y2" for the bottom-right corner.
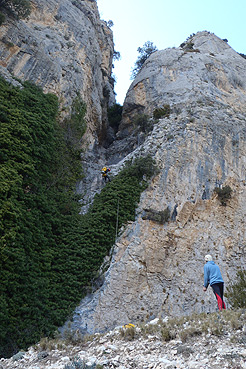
[{"x1": 1, "y1": 309, "x2": 246, "y2": 369}]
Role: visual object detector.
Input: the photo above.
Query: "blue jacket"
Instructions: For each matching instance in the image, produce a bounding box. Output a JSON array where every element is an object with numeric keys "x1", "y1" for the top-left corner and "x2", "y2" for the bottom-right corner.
[{"x1": 204, "y1": 261, "x2": 224, "y2": 288}]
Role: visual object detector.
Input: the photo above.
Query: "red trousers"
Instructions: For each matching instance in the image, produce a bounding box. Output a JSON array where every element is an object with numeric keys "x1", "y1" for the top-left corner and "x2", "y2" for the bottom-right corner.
[{"x1": 211, "y1": 282, "x2": 226, "y2": 310}]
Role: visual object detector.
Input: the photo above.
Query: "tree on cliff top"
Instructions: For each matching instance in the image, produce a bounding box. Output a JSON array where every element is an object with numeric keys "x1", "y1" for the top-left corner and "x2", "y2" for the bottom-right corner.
[{"x1": 131, "y1": 41, "x2": 158, "y2": 79}]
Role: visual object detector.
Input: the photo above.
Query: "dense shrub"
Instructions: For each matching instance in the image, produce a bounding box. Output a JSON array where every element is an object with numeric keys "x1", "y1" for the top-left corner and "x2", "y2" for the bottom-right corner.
[
  {"x1": 0, "y1": 76, "x2": 158, "y2": 357},
  {"x1": 107, "y1": 103, "x2": 122, "y2": 132},
  {"x1": 0, "y1": 0, "x2": 31, "y2": 19},
  {"x1": 122, "y1": 155, "x2": 158, "y2": 180},
  {"x1": 226, "y1": 269, "x2": 246, "y2": 308},
  {"x1": 0, "y1": 78, "x2": 84, "y2": 357}
]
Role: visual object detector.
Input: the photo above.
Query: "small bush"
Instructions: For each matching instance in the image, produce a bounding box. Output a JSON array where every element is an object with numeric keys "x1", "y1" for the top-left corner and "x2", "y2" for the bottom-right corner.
[
  {"x1": 3, "y1": 40, "x2": 14, "y2": 48},
  {"x1": 230, "y1": 315, "x2": 243, "y2": 330},
  {"x1": 133, "y1": 114, "x2": 152, "y2": 133},
  {"x1": 185, "y1": 42, "x2": 194, "y2": 50},
  {"x1": 39, "y1": 337, "x2": 50, "y2": 351},
  {"x1": 239, "y1": 53, "x2": 246, "y2": 60},
  {"x1": 160, "y1": 325, "x2": 173, "y2": 341},
  {"x1": 153, "y1": 104, "x2": 170, "y2": 119},
  {"x1": 119, "y1": 325, "x2": 136, "y2": 341},
  {"x1": 211, "y1": 324, "x2": 224, "y2": 336},
  {"x1": 226, "y1": 269, "x2": 246, "y2": 308},
  {"x1": 124, "y1": 155, "x2": 159, "y2": 180},
  {"x1": 142, "y1": 207, "x2": 170, "y2": 224},
  {"x1": 179, "y1": 327, "x2": 202, "y2": 342},
  {"x1": 214, "y1": 185, "x2": 232, "y2": 206}
]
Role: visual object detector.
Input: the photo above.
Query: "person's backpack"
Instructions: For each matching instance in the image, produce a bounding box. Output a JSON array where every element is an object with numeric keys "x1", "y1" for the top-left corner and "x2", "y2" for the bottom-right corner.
[{"x1": 101, "y1": 167, "x2": 110, "y2": 174}]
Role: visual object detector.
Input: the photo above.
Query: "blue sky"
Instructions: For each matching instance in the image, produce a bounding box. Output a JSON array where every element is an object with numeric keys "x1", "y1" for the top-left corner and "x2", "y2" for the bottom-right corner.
[{"x1": 97, "y1": 0, "x2": 246, "y2": 105}]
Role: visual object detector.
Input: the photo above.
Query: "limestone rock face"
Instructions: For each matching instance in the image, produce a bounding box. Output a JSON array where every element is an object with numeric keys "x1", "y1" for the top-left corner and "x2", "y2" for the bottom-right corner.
[
  {"x1": 121, "y1": 31, "x2": 246, "y2": 132},
  {"x1": 0, "y1": 0, "x2": 115, "y2": 145},
  {"x1": 70, "y1": 32, "x2": 246, "y2": 335}
]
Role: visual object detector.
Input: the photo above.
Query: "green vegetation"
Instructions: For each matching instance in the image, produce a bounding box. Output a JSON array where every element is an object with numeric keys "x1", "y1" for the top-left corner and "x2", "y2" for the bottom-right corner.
[
  {"x1": 239, "y1": 53, "x2": 246, "y2": 60},
  {"x1": 62, "y1": 92, "x2": 87, "y2": 148},
  {"x1": 0, "y1": 77, "x2": 82, "y2": 357},
  {"x1": 131, "y1": 41, "x2": 158, "y2": 79},
  {"x1": 119, "y1": 324, "x2": 136, "y2": 341},
  {"x1": 0, "y1": 76, "x2": 158, "y2": 357},
  {"x1": 33, "y1": 309, "x2": 245, "y2": 360},
  {"x1": 142, "y1": 207, "x2": 170, "y2": 224},
  {"x1": 153, "y1": 104, "x2": 171, "y2": 119},
  {"x1": 225, "y1": 269, "x2": 246, "y2": 308},
  {"x1": 107, "y1": 103, "x2": 122, "y2": 133},
  {"x1": 132, "y1": 113, "x2": 153, "y2": 133},
  {"x1": 184, "y1": 42, "x2": 194, "y2": 50},
  {"x1": 0, "y1": 0, "x2": 31, "y2": 20},
  {"x1": 179, "y1": 33, "x2": 196, "y2": 48},
  {"x1": 138, "y1": 310, "x2": 245, "y2": 342},
  {"x1": 214, "y1": 185, "x2": 232, "y2": 206}
]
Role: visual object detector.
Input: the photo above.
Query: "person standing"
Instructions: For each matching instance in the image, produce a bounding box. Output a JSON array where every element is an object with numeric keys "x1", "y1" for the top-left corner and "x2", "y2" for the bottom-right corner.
[{"x1": 203, "y1": 254, "x2": 226, "y2": 311}]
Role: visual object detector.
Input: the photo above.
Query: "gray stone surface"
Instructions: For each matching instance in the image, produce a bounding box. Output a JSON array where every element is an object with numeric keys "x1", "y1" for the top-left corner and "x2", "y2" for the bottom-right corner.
[
  {"x1": 70, "y1": 32, "x2": 246, "y2": 335},
  {"x1": 121, "y1": 31, "x2": 246, "y2": 133},
  {"x1": 0, "y1": 0, "x2": 115, "y2": 146},
  {"x1": 1, "y1": 313, "x2": 246, "y2": 369}
]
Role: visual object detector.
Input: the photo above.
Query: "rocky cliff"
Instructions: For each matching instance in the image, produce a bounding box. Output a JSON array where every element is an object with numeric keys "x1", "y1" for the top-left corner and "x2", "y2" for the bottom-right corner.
[
  {"x1": 71, "y1": 32, "x2": 246, "y2": 335},
  {"x1": 1, "y1": 14, "x2": 246, "y2": 352},
  {"x1": 121, "y1": 31, "x2": 246, "y2": 132},
  {"x1": 0, "y1": 0, "x2": 115, "y2": 146}
]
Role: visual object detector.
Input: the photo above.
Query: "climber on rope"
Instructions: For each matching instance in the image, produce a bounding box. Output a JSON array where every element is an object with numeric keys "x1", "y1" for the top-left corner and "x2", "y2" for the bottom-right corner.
[{"x1": 101, "y1": 166, "x2": 111, "y2": 183}]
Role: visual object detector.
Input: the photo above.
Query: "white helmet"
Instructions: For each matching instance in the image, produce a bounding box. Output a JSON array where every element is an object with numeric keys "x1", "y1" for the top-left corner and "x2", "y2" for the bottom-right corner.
[{"x1": 205, "y1": 254, "x2": 212, "y2": 262}]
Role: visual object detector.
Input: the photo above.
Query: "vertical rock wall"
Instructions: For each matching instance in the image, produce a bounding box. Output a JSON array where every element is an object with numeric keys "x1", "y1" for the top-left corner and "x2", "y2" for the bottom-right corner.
[
  {"x1": 68, "y1": 32, "x2": 246, "y2": 335},
  {"x1": 0, "y1": 0, "x2": 115, "y2": 145}
]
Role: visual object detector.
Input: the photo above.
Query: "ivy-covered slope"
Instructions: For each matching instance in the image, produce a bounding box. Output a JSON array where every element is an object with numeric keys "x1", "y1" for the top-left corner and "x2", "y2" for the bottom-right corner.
[{"x1": 0, "y1": 77, "x2": 157, "y2": 358}]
